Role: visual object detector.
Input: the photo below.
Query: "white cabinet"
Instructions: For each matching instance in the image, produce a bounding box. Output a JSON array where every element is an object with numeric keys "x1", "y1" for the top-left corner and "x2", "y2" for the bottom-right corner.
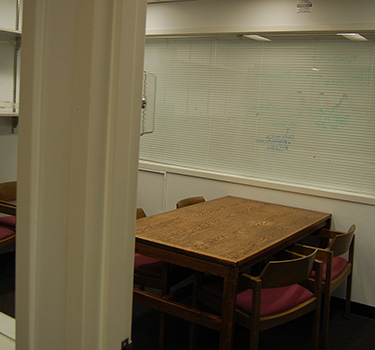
[{"x1": 0, "y1": 0, "x2": 22, "y2": 133}]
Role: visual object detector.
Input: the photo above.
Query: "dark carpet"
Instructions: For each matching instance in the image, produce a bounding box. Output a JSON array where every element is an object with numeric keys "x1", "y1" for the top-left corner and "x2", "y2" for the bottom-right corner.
[
  {"x1": 1, "y1": 251, "x2": 374, "y2": 349},
  {"x1": 132, "y1": 301, "x2": 375, "y2": 349},
  {"x1": 0, "y1": 251, "x2": 15, "y2": 318}
]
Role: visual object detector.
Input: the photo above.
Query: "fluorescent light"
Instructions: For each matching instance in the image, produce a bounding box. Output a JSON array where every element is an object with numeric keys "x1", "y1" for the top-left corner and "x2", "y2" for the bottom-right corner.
[
  {"x1": 337, "y1": 33, "x2": 368, "y2": 41},
  {"x1": 243, "y1": 34, "x2": 271, "y2": 42}
]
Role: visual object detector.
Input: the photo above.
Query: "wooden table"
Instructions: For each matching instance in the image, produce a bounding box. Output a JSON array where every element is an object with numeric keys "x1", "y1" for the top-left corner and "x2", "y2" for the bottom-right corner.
[{"x1": 134, "y1": 196, "x2": 331, "y2": 349}]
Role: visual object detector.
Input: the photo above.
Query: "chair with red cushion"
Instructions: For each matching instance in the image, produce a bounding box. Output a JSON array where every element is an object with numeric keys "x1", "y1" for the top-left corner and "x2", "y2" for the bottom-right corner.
[
  {"x1": 293, "y1": 224, "x2": 355, "y2": 348},
  {"x1": 176, "y1": 196, "x2": 205, "y2": 209},
  {"x1": 0, "y1": 226, "x2": 15, "y2": 249},
  {"x1": 136, "y1": 207, "x2": 146, "y2": 219},
  {"x1": 134, "y1": 207, "x2": 189, "y2": 291},
  {"x1": 0, "y1": 215, "x2": 16, "y2": 229},
  {"x1": 134, "y1": 208, "x2": 192, "y2": 349},
  {"x1": 0, "y1": 181, "x2": 16, "y2": 226},
  {"x1": 194, "y1": 247, "x2": 322, "y2": 350},
  {"x1": 0, "y1": 181, "x2": 16, "y2": 203},
  {"x1": 0, "y1": 181, "x2": 16, "y2": 248}
]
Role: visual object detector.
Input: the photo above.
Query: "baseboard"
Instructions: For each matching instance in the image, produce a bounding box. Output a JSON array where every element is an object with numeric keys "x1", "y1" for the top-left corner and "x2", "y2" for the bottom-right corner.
[{"x1": 331, "y1": 296, "x2": 375, "y2": 319}]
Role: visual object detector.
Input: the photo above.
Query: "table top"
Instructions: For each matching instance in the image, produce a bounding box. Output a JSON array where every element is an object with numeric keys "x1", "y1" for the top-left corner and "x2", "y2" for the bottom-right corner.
[{"x1": 136, "y1": 196, "x2": 331, "y2": 268}]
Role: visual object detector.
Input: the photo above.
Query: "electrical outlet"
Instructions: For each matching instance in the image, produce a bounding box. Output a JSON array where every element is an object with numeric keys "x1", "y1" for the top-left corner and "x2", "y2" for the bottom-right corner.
[{"x1": 121, "y1": 338, "x2": 133, "y2": 350}]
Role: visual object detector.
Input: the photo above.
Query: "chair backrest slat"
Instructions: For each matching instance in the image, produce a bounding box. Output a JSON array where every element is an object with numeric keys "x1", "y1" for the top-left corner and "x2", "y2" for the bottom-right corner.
[
  {"x1": 176, "y1": 196, "x2": 205, "y2": 209},
  {"x1": 260, "y1": 248, "x2": 317, "y2": 288},
  {"x1": 0, "y1": 181, "x2": 17, "y2": 202},
  {"x1": 136, "y1": 208, "x2": 147, "y2": 219},
  {"x1": 328, "y1": 224, "x2": 355, "y2": 257}
]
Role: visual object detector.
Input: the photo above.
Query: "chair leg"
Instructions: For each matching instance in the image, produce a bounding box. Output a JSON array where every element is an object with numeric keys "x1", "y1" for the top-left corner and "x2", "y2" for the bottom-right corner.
[
  {"x1": 249, "y1": 324, "x2": 259, "y2": 350},
  {"x1": 249, "y1": 330, "x2": 259, "y2": 350},
  {"x1": 189, "y1": 272, "x2": 200, "y2": 350},
  {"x1": 158, "y1": 313, "x2": 166, "y2": 350},
  {"x1": 158, "y1": 263, "x2": 170, "y2": 349},
  {"x1": 189, "y1": 323, "x2": 197, "y2": 350},
  {"x1": 345, "y1": 274, "x2": 353, "y2": 319},
  {"x1": 312, "y1": 306, "x2": 320, "y2": 350},
  {"x1": 320, "y1": 292, "x2": 331, "y2": 349}
]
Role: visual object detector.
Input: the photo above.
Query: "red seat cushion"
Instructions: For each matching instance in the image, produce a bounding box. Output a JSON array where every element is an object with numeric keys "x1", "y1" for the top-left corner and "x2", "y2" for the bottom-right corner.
[
  {"x1": 134, "y1": 254, "x2": 192, "y2": 282},
  {"x1": 0, "y1": 226, "x2": 15, "y2": 240},
  {"x1": 134, "y1": 253, "x2": 163, "y2": 278},
  {"x1": 0, "y1": 216, "x2": 16, "y2": 228},
  {"x1": 311, "y1": 257, "x2": 348, "y2": 281},
  {"x1": 236, "y1": 285, "x2": 314, "y2": 317},
  {"x1": 202, "y1": 281, "x2": 314, "y2": 317}
]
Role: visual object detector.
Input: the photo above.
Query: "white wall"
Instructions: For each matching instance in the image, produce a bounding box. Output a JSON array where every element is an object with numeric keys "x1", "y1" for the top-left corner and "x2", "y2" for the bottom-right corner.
[
  {"x1": 139, "y1": 0, "x2": 375, "y2": 308},
  {"x1": 146, "y1": 0, "x2": 375, "y2": 35},
  {"x1": 137, "y1": 168, "x2": 375, "y2": 307}
]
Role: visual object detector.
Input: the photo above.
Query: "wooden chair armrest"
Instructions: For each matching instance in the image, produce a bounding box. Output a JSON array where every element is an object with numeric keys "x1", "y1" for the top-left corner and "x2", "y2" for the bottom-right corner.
[
  {"x1": 292, "y1": 243, "x2": 332, "y2": 261},
  {"x1": 0, "y1": 199, "x2": 16, "y2": 207},
  {"x1": 284, "y1": 246, "x2": 311, "y2": 260},
  {"x1": 318, "y1": 228, "x2": 340, "y2": 239},
  {"x1": 0, "y1": 201, "x2": 16, "y2": 216},
  {"x1": 315, "y1": 248, "x2": 332, "y2": 261},
  {"x1": 289, "y1": 243, "x2": 318, "y2": 256},
  {"x1": 279, "y1": 249, "x2": 305, "y2": 260},
  {"x1": 299, "y1": 259, "x2": 323, "y2": 293},
  {"x1": 239, "y1": 273, "x2": 261, "y2": 290},
  {"x1": 312, "y1": 260, "x2": 323, "y2": 295}
]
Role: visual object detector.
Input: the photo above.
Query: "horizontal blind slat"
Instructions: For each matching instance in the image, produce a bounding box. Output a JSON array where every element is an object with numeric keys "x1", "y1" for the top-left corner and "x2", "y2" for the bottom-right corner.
[{"x1": 141, "y1": 37, "x2": 375, "y2": 196}]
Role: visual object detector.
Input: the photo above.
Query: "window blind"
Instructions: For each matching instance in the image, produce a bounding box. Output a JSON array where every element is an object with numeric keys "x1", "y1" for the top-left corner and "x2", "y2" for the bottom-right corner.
[{"x1": 140, "y1": 35, "x2": 375, "y2": 197}]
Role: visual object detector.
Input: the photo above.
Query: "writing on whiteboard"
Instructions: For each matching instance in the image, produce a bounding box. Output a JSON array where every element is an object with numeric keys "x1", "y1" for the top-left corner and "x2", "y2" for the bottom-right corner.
[
  {"x1": 255, "y1": 70, "x2": 292, "y2": 79},
  {"x1": 256, "y1": 129, "x2": 294, "y2": 152},
  {"x1": 272, "y1": 120, "x2": 299, "y2": 128},
  {"x1": 315, "y1": 95, "x2": 350, "y2": 130},
  {"x1": 309, "y1": 55, "x2": 357, "y2": 64}
]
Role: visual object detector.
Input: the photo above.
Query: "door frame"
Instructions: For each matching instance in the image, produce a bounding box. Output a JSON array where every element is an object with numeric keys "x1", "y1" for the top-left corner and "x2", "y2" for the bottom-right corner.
[{"x1": 16, "y1": 0, "x2": 147, "y2": 349}]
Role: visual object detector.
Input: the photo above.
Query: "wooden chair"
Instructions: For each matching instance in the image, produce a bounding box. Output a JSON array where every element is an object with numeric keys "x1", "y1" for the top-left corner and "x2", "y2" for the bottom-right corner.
[
  {"x1": 0, "y1": 181, "x2": 17, "y2": 203},
  {"x1": 0, "y1": 182, "x2": 16, "y2": 247},
  {"x1": 134, "y1": 208, "x2": 192, "y2": 349},
  {"x1": 136, "y1": 207, "x2": 147, "y2": 219},
  {"x1": 0, "y1": 226, "x2": 15, "y2": 249},
  {"x1": 193, "y1": 248, "x2": 322, "y2": 350},
  {"x1": 293, "y1": 224, "x2": 355, "y2": 348},
  {"x1": 176, "y1": 196, "x2": 205, "y2": 209},
  {"x1": 134, "y1": 208, "x2": 164, "y2": 291},
  {"x1": 0, "y1": 205, "x2": 16, "y2": 229},
  {"x1": 135, "y1": 208, "x2": 191, "y2": 291}
]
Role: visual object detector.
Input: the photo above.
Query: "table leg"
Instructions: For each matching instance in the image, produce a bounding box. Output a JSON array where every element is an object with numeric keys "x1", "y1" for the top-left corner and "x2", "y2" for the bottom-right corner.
[
  {"x1": 189, "y1": 272, "x2": 200, "y2": 350},
  {"x1": 219, "y1": 270, "x2": 238, "y2": 350}
]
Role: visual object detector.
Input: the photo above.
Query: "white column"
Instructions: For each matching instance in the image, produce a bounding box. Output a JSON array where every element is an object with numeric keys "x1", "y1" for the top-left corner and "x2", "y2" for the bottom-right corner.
[{"x1": 16, "y1": 0, "x2": 147, "y2": 349}]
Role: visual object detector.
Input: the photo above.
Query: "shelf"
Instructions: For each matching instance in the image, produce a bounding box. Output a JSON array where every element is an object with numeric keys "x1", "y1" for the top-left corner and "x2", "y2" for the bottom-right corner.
[
  {"x1": 0, "y1": 112, "x2": 18, "y2": 118},
  {"x1": 0, "y1": 112, "x2": 19, "y2": 133},
  {"x1": 0, "y1": 27, "x2": 21, "y2": 41},
  {"x1": 0, "y1": 1, "x2": 22, "y2": 134}
]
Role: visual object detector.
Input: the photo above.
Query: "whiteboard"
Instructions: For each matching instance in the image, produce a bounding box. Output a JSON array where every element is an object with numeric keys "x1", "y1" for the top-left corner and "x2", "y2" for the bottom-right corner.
[{"x1": 140, "y1": 34, "x2": 375, "y2": 197}]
